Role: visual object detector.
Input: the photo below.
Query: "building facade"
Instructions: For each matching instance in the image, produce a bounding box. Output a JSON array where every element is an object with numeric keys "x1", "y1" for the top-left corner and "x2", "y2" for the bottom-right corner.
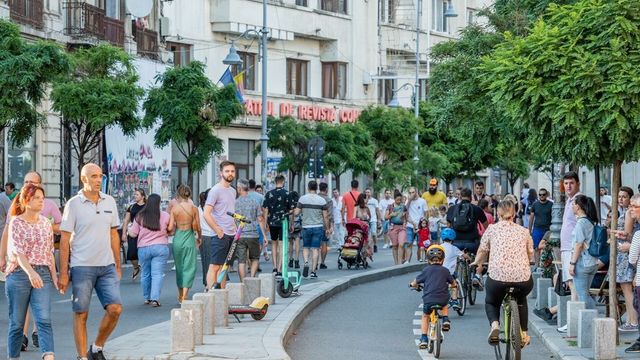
[{"x1": 2, "y1": 0, "x2": 492, "y2": 204}]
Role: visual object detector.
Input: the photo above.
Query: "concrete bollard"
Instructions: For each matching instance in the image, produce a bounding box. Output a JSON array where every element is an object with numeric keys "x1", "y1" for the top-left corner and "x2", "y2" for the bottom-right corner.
[
  {"x1": 227, "y1": 282, "x2": 246, "y2": 305},
  {"x1": 557, "y1": 295, "x2": 571, "y2": 327},
  {"x1": 211, "y1": 289, "x2": 229, "y2": 327},
  {"x1": 593, "y1": 318, "x2": 617, "y2": 359},
  {"x1": 578, "y1": 309, "x2": 598, "y2": 348},
  {"x1": 535, "y1": 278, "x2": 552, "y2": 310},
  {"x1": 181, "y1": 300, "x2": 204, "y2": 345},
  {"x1": 547, "y1": 287, "x2": 557, "y2": 308},
  {"x1": 170, "y1": 308, "x2": 195, "y2": 353},
  {"x1": 567, "y1": 301, "x2": 586, "y2": 337},
  {"x1": 243, "y1": 277, "x2": 262, "y2": 305},
  {"x1": 531, "y1": 272, "x2": 542, "y2": 299},
  {"x1": 259, "y1": 273, "x2": 276, "y2": 305},
  {"x1": 193, "y1": 293, "x2": 216, "y2": 335}
]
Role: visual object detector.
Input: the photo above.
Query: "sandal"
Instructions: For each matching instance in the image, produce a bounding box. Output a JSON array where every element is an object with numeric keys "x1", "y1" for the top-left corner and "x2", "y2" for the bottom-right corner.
[
  {"x1": 150, "y1": 300, "x2": 161, "y2": 307},
  {"x1": 144, "y1": 300, "x2": 151, "y2": 305},
  {"x1": 488, "y1": 327, "x2": 500, "y2": 346}
]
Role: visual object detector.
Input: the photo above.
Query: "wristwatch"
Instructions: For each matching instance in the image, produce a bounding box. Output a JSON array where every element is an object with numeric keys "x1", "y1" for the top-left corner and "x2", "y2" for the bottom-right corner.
[{"x1": 570, "y1": 261, "x2": 577, "y2": 265}]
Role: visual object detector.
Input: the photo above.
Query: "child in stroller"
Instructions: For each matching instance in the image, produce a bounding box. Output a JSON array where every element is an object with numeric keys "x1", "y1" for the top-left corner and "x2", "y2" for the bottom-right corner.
[{"x1": 338, "y1": 219, "x2": 371, "y2": 269}]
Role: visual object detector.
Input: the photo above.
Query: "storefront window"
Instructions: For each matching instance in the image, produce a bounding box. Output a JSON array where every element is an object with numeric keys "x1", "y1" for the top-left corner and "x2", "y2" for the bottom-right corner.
[
  {"x1": 228, "y1": 139, "x2": 255, "y2": 182},
  {"x1": 8, "y1": 135, "x2": 35, "y2": 188}
]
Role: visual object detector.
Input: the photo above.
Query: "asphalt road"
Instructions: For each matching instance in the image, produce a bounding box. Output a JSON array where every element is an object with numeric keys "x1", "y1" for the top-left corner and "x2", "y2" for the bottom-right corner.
[
  {"x1": 0, "y1": 244, "x2": 396, "y2": 359},
  {"x1": 287, "y1": 273, "x2": 557, "y2": 360}
]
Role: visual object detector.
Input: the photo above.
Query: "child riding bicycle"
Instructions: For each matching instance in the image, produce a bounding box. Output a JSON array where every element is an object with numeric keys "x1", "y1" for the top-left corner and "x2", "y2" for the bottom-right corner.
[{"x1": 410, "y1": 244, "x2": 458, "y2": 348}]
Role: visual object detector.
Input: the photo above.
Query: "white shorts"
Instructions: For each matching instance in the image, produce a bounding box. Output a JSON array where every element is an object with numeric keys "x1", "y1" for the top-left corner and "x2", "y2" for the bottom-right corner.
[
  {"x1": 561, "y1": 250, "x2": 573, "y2": 282},
  {"x1": 369, "y1": 221, "x2": 378, "y2": 237}
]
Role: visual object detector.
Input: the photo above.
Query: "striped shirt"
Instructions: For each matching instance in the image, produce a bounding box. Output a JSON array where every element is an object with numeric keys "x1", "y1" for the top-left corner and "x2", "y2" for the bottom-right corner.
[
  {"x1": 628, "y1": 231, "x2": 640, "y2": 285},
  {"x1": 297, "y1": 192, "x2": 329, "y2": 228}
]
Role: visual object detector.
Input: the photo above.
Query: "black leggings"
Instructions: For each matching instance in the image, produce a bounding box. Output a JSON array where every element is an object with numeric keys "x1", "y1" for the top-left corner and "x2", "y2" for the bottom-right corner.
[{"x1": 484, "y1": 276, "x2": 533, "y2": 331}]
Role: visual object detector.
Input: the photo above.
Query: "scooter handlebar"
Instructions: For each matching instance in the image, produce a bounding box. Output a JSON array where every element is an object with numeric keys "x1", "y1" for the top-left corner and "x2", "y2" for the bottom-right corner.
[{"x1": 227, "y1": 212, "x2": 251, "y2": 224}]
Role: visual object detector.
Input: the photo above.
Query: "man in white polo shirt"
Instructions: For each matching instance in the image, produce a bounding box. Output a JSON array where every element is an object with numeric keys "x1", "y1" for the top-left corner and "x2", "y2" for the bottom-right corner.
[{"x1": 58, "y1": 163, "x2": 122, "y2": 360}]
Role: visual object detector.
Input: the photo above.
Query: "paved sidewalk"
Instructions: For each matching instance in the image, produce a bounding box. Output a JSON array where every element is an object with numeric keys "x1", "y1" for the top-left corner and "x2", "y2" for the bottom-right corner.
[
  {"x1": 528, "y1": 298, "x2": 638, "y2": 359},
  {"x1": 107, "y1": 255, "x2": 423, "y2": 360}
]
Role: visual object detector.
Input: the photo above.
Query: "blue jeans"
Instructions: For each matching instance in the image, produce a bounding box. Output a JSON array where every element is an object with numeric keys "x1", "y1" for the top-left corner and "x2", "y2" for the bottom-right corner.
[
  {"x1": 5, "y1": 266, "x2": 54, "y2": 358},
  {"x1": 302, "y1": 227, "x2": 324, "y2": 248},
  {"x1": 138, "y1": 244, "x2": 170, "y2": 301},
  {"x1": 406, "y1": 227, "x2": 416, "y2": 248},
  {"x1": 71, "y1": 264, "x2": 122, "y2": 313},
  {"x1": 573, "y1": 259, "x2": 598, "y2": 309}
]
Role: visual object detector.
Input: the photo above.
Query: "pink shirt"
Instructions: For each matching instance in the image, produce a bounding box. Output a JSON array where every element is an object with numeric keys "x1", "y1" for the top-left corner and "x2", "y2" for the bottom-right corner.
[
  {"x1": 6, "y1": 216, "x2": 54, "y2": 275},
  {"x1": 129, "y1": 211, "x2": 170, "y2": 247},
  {"x1": 41, "y1": 199, "x2": 62, "y2": 224}
]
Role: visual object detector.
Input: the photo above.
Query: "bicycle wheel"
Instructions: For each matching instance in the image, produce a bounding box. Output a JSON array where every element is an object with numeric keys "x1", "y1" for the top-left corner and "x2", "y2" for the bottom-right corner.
[
  {"x1": 508, "y1": 300, "x2": 522, "y2": 360},
  {"x1": 455, "y1": 278, "x2": 466, "y2": 316},
  {"x1": 469, "y1": 279, "x2": 478, "y2": 305},
  {"x1": 433, "y1": 319, "x2": 442, "y2": 358},
  {"x1": 466, "y1": 268, "x2": 477, "y2": 306}
]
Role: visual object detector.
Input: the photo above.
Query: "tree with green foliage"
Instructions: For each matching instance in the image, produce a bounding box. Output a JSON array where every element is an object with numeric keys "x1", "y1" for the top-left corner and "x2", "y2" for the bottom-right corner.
[
  {"x1": 143, "y1": 61, "x2": 243, "y2": 190},
  {"x1": 482, "y1": 0, "x2": 640, "y2": 320},
  {"x1": 358, "y1": 106, "x2": 420, "y2": 192},
  {"x1": 51, "y1": 44, "x2": 142, "y2": 186},
  {"x1": 317, "y1": 122, "x2": 374, "y2": 188},
  {"x1": 263, "y1": 116, "x2": 313, "y2": 191},
  {"x1": 0, "y1": 20, "x2": 70, "y2": 146}
]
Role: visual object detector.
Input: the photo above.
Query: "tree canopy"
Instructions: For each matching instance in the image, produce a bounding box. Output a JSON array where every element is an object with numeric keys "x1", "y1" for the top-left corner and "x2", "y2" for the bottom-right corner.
[
  {"x1": 0, "y1": 19, "x2": 70, "y2": 146},
  {"x1": 51, "y1": 44, "x2": 142, "y2": 183},
  {"x1": 143, "y1": 61, "x2": 243, "y2": 189},
  {"x1": 317, "y1": 121, "x2": 375, "y2": 185}
]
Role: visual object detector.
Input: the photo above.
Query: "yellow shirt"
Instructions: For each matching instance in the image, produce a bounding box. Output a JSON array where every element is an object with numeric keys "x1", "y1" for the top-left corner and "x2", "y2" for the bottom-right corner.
[{"x1": 422, "y1": 191, "x2": 447, "y2": 209}]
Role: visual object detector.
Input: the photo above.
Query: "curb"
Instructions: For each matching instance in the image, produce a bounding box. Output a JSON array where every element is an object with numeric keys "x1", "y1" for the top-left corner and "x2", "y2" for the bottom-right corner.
[{"x1": 262, "y1": 262, "x2": 425, "y2": 360}]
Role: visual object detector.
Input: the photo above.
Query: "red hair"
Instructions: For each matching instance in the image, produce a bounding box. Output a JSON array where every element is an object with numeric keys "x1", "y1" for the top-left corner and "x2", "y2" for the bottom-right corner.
[{"x1": 9, "y1": 183, "x2": 45, "y2": 216}]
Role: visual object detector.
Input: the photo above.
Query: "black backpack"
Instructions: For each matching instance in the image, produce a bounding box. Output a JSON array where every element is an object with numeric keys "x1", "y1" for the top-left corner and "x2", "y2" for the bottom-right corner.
[{"x1": 452, "y1": 202, "x2": 475, "y2": 232}]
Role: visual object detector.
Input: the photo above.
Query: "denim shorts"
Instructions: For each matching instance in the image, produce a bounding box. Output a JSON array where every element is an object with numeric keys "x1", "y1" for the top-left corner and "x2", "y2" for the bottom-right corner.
[
  {"x1": 211, "y1": 234, "x2": 234, "y2": 265},
  {"x1": 302, "y1": 227, "x2": 324, "y2": 248},
  {"x1": 71, "y1": 264, "x2": 121, "y2": 313}
]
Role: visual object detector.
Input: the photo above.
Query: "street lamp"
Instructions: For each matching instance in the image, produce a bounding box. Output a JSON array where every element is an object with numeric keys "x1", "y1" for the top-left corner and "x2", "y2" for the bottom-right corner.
[
  {"x1": 222, "y1": 0, "x2": 269, "y2": 188},
  {"x1": 388, "y1": 83, "x2": 420, "y2": 180},
  {"x1": 444, "y1": 1, "x2": 458, "y2": 18}
]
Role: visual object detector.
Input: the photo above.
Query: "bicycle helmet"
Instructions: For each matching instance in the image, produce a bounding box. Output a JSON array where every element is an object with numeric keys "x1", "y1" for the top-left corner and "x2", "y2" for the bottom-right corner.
[
  {"x1": 426, "y1": 244, "x2": 445, "y2": 263},
  {"x1": 441, "y1": 228, "x2": 456, "y2": 241}
]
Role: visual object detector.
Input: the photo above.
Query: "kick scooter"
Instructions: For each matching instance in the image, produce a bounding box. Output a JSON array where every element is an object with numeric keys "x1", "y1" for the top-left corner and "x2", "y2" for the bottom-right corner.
[
  {"x1": 211, "y1": 212, "x2": 250, "y2": 289},
  {"x1": 277, "y1": 216, "x2": 302, "y2": 298}
]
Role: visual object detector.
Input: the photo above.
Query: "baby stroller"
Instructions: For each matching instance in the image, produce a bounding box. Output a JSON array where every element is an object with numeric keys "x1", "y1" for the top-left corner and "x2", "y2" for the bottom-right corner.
[{"x1": 338, "y1": 219, "x2": 369, "y2": 270}]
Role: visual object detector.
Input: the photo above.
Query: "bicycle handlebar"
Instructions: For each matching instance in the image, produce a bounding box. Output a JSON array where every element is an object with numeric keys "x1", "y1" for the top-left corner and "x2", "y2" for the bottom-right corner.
[
  {"x1": 409, "y1": 283, "x2": 423, "y2": 292},
  {"x1": 227, "y1": 212, "x2": 251, "y2": 224}
]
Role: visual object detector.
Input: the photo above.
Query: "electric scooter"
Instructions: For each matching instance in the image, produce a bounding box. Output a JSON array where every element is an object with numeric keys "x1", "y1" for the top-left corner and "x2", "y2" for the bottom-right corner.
[
  {"x1": 211, "y1": 212, "x2": 250, "y2": 289},
  {"x1": 277, "y1": 216, "x2": 302, "y2": 298},
  {"x1": 211, "y1": 212, "x2": 270, "y2": 321}
]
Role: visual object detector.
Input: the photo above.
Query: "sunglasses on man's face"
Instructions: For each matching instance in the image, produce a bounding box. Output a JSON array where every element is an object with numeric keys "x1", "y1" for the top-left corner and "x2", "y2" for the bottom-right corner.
[{"x1": 539, "y1": 193, "x2": 548, "y2": 197}]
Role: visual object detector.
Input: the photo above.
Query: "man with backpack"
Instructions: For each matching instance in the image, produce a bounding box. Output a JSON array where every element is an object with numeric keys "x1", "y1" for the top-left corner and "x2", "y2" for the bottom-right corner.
[{"x1": 446, "y1": 188, "x2": 489, "y2": 287}]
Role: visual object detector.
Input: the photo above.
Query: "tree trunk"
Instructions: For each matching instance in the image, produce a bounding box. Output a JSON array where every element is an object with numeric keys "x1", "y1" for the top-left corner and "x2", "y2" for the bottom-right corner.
[
  {"x1": 594, "y1": 165, "x2": 601, "y2": 224},
  {"x1": 77, "y1": 149, "x2": 87, "y2": 189},
  {"x1": 609, "y1": 160, "x2": 621, "y2": 326},
  {"x1": 187, "y1": 166, "x2": 194, "y2": 198}
]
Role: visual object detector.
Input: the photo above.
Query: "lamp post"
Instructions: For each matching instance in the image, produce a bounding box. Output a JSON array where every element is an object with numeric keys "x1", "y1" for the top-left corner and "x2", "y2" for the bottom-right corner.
[
  {"x1": 223, "y1": 0, "x2": 269, "y2": 187},
  {"x1": 388, "y1": 83, "x2": 419, "y2": 182}
]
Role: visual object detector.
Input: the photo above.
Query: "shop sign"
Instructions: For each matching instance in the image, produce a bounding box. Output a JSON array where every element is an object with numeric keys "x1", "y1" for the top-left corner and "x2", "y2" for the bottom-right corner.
[{"x1": 244, "y1": 99, "x2": 361, "y2": 123}]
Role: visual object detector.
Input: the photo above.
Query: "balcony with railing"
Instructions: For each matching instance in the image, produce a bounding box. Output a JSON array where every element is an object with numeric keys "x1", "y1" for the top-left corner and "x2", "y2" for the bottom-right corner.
[
  {"x1": 134, "y1": 27, "x2": 159, "y2": 60},
  {"x1": 9, "y1": 0, "x2": 44, "y2": 29},
  {"x1": 64, "y1": 1, "x2": 124, "y2": 47}
]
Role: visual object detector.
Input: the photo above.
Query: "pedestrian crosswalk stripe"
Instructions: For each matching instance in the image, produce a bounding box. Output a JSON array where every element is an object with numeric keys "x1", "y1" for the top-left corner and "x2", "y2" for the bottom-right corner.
[
  {"x1": 413, "y1": 319, "x2": 421, "y2": 325},
  {"x1": 415, "y1": 311, "x2": 423, "y2": 316},
  {"x1": 413, "y1": 329, "x2": 421, "y2": 335}
]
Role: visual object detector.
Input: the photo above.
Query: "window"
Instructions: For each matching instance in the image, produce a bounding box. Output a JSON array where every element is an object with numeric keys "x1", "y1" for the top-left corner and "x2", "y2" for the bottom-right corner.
[
  {"x1": 228, "y1": 139, "x2": 255, "y2": 181},
  {"x1": 431, "y1": 0, "x2": 448, "y2": 33},
  {"x1": 8, "y1": 135, "x2": 36, "y2": 188},
  {"x1": 230, "y1": 51, "x2": 256, "y2": 91},
  {"x1": 166, "y1": 42, "x2": 192, "y2": 67},
  {"x1": 467, "y1": 9, "x2": 477, "y2": 25},
  {"x1": 295, "y1": 0, "x2": 308, "y2": 6},
  {"x1": 97, "y1": 0, "x2": 119, "y2": 18},
  {"x1": 286, "y1": 59, "x2": 308, "y2": 96},
  {"x1": 381, "y1": 0, "x2": 396, "y2": 23},
  {"x1": 322, "y1": 62, "x2": 347, "y2": 99},
  {"x1": 321, "y1": 0, "x2": 347, "y2": 14},
  {"x1": 377, "y1": 78, "x2": 396, "y2": 105}
]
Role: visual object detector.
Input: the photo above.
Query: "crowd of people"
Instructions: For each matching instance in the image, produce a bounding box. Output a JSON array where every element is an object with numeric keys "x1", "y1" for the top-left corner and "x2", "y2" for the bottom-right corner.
[{"x1": 4, "y1": 162, "x2": 640, "y2": 359}]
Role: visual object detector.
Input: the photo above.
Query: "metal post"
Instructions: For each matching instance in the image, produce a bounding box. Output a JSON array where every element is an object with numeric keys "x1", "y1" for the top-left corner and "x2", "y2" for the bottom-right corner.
[
  {"x1": 260, "y1": 0, "x2": 269, "y2": 187},
  {"x1": 549, "y1": 163, "x2": 565, "y2": 247},
  {"x1": 414, "y1": 0, "x2": 422, "y2": 181}
]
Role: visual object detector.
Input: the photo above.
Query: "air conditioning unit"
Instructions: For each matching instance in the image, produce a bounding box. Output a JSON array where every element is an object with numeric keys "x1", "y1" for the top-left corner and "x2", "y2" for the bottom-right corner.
[{"x1": 159, "y1": 17, "x2": 170, "y2": 37}]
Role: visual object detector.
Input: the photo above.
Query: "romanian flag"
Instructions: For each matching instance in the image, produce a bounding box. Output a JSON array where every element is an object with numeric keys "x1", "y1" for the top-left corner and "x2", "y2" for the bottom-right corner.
[{"x1": 219, "y1": 67, "x2": 244, "y2": 103}]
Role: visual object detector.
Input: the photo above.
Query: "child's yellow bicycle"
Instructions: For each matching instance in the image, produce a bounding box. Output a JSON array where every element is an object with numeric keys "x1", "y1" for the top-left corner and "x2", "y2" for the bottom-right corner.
[{"x1": 410, "y1": 284, "x2": 445, "y2": 359}]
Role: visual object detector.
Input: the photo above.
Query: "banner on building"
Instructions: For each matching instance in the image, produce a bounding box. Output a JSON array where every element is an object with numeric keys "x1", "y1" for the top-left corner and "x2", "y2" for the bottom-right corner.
[
  {"x1": 105, "y1": 59, "x2": 172, "y2": 214},
  {"x1": 265, "y1": 157, "x2": 288, "y2": 191}
]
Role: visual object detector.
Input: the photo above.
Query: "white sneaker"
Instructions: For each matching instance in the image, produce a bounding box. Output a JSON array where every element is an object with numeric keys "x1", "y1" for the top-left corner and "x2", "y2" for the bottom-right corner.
[
  {"x1": 382, "y1": 244, "x2": 389, "y2": 249},
  {"x1": 557, "y1": 324, "x2": 567, "y2": 333}
]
